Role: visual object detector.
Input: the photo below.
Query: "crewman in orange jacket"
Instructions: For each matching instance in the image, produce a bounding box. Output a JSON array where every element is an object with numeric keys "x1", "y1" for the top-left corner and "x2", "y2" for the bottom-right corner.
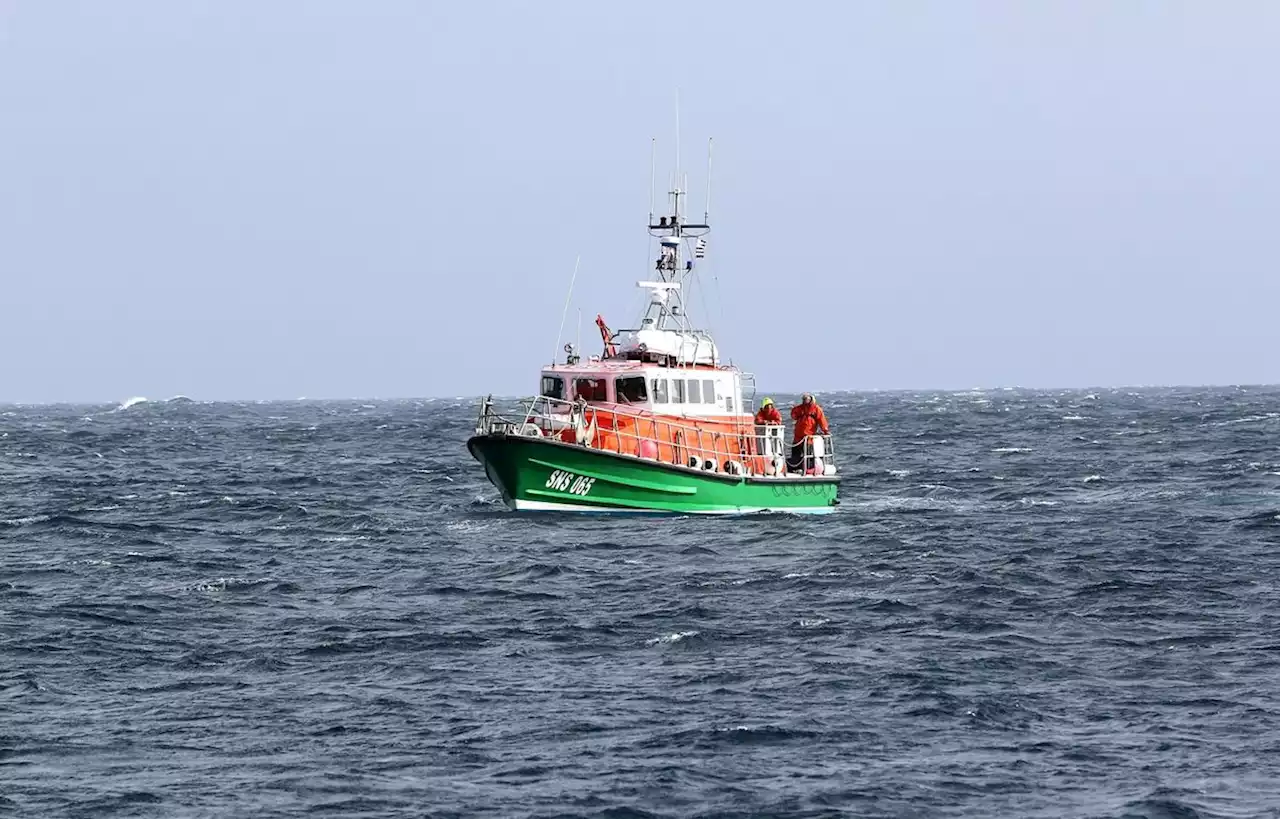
[{"x1": 788, "y1": 393, "x2": 829, "y2": 473}]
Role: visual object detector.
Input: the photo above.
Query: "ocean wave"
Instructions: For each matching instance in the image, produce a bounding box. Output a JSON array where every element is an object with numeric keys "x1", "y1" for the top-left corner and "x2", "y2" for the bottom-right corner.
[
  {"x1": 4, "y1": 388, "x2": 1280, "y2": 817},
  {"x1": 646, "y1": 630, "x2": 700, "y2": 646}
]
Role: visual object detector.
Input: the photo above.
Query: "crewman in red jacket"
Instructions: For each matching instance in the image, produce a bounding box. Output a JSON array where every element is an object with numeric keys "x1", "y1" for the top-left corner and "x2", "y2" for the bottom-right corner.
[
  {"x1": 788, "y1": 393, "x2": 829, "y2": 473},
  {"x1": 754, "y1": 397, "x2": 782, "y2": 426}
]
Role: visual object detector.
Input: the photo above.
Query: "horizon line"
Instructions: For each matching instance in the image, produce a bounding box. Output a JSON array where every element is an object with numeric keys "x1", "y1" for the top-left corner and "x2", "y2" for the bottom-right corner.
[{"x1": 2, "y1": 380, "x2": 1276, "y2": 408}]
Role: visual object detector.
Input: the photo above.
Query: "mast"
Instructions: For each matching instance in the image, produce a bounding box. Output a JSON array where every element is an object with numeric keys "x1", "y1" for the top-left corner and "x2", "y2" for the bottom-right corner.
[{"x1": 643, "y1": 162, "x2": 710, "y2": 334}]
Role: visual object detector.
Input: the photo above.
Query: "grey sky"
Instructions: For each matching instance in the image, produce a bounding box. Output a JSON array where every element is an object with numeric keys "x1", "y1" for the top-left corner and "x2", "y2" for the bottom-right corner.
[{"x1": 2, "y1": 2, "x2": 1277, "y2": 403}]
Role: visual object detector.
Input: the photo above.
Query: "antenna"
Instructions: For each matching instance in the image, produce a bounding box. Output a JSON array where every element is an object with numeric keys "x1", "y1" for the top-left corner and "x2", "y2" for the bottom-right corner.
[
  {"x1": 675, "y1": 88, "x2": 681, "y2": 187},
  {"x1": 648, "y1": 138, "x2": 656, "y2": 222},
  {"x1": 552, "y1": 255, "x2": 581, "y2": 366},
  {"x1": 705, "y1": 137, "x2": 713, "y2": 222}
]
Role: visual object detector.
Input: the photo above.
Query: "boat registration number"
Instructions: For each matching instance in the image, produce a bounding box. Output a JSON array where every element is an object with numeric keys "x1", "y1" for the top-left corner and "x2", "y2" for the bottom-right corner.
[{"x1": 546, "y1": 470, "x2": 595, "y2": 496}]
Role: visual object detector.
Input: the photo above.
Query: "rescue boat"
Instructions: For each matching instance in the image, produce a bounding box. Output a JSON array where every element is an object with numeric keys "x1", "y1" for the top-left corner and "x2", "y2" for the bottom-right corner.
[{"x1": 467, "y1": 149, "x2": 840, "y2": 514}]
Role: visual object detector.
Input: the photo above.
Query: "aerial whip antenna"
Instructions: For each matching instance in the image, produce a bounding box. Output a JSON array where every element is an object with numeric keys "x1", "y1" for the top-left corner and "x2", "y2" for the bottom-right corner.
[
  {"x1": 675, "y1": 88, "x2": 681, "y2": 187},
  {"x1": 649, "y1": 138, "x2": 656, "y2": 223},
  {"x1": 705, "y1": 138, "x2": 713, "y2": 223},
  {"x1": 552, "y1": 254, "x2": 581, "y2": 366}
]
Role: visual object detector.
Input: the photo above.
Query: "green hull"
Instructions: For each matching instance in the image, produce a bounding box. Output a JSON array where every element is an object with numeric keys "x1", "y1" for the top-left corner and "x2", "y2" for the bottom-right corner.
[{"x1": 467, "y1": 433, "x2": 839, "y2": 514}]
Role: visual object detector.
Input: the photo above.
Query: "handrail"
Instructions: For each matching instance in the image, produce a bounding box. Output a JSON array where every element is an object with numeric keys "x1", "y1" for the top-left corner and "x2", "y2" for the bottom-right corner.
[{"x1": 475, "y1": 394, "x2": 837, "y2": 479}]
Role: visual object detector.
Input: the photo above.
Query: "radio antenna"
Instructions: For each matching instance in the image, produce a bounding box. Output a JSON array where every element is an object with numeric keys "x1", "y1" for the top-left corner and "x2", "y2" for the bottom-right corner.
[
  {"x1": 705, "y1": 138, "x2": 713, "y2": 222},
  {"x1": 552, "y1": 254, "x2": 581, "y2": 366}
]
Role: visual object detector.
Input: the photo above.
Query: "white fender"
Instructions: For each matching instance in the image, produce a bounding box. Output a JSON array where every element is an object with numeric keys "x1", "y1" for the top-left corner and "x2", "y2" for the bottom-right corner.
[{"x1": 573, "y1": 412, "x2": 596, "y2": 446}]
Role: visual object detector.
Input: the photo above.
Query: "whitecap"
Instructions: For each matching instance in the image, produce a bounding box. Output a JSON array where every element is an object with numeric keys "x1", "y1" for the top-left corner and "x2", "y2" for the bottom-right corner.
[
  {"x1": 1211, "y1": 413, "x2": 1279, "y2": 427},
  {"x1": 446, "y1": 520, "x2": 492, "y2": 532},
  {"x1": 1062, "y1": 415, "x2": 1086, "y2": 421},
  {"x1": 850, "y1": 496, "x2": 974, "y2": 513},
  {"x1": 115, "y1": 396, "x2": 148, "y2": 411},
  {"x1": 888, "y1": 469, "x2": 911, "y2": 478},
  {"x1": 1082, "y1": 474, "x2": 1104, "y2": 483},
  {"x1": 798, "y1": 618, "x2": 830, "y2": 628},
  {"x1": 991, "y1": 447, "x2": 1032, "y2": 454},
  {"x1": 187, "y1": 577, "x2": 268, "y2": 593},
  {"x1": 646, "y1": 630, "x2": 700, "y2": 646},
  {"x1": 2, "y1": 514, "x2": 51, "y2": 526}
]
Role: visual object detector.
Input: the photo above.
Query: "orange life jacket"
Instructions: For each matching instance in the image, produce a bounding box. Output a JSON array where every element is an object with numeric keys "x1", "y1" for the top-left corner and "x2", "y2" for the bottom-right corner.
[{"x1": 790, "y1": 402, "x2": 828, "y2": 440}]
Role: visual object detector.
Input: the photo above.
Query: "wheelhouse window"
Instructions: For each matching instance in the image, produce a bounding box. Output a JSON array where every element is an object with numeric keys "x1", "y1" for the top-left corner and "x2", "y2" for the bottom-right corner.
[
  {"x1": 672, "y1": 379, "x2": 686, "y2": 403},
  {"x1": 687, "y1": 379, "x2": 702, "y2": 404},
  {"x1": 573, "y1": 377, "x2": 608, "y2": 402},
  {"x1": 652, "y1": 378, "x2": 669, "y2": 403},
  {"x1": 615, "y1": 376, "x2": 648, "y2": 404},
  {"x1": 702, "y1": 379, "x2": 716, "y2": 404},
  {"x1": 540, "y1": 376, "x2": 565, "y2": 400}
]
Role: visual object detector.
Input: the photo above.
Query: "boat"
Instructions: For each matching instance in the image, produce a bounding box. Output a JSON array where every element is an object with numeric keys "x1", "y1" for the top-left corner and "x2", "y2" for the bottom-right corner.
[{"x1": 467, "y1": 145, "x2": 840, "y2": 514}]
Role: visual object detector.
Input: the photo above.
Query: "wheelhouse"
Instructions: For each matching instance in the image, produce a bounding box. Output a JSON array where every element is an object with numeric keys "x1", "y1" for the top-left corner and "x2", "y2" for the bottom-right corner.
[{"x1": 539, "y1": 362, "x2": 744, "y2": 418}]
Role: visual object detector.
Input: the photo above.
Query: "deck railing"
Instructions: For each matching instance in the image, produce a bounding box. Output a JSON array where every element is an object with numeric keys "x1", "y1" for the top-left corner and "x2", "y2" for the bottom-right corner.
[{"x1": 475, "y1": 395, "x2": 837, "y2": 479}]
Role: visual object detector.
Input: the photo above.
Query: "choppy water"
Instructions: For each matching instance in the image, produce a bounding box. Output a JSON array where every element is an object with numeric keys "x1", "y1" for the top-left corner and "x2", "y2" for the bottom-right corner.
[{"x1": 4, "y1": 388, "x2": 1280, "y2": 818}]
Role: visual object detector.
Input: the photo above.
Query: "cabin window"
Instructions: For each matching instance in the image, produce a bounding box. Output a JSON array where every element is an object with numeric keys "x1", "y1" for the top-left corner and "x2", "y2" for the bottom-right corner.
[
  {"x1": 615, "y1": 376, "x2": 648, "y2": 403},
  {"x1": 672, "y1": 379, "x2": 686, "y2": 403},
  {"x1": 726, "y1": 396, "x2": 734, "y2": 413},
  {"x1": 702, "y1": 379, "x2": 716, "y2": 404},
  {"x1": 540, "y1": 376, "x2": 565, "y2": 400},
  {"x1": 573, "y1": 378, "x2": 608, "y2": 402},
  {"x1": 687, "y1": 379, "x2": 702, "y2": 404},
  {"x1": 652, "y1": 378, "x2": 669, "y2": 403}
]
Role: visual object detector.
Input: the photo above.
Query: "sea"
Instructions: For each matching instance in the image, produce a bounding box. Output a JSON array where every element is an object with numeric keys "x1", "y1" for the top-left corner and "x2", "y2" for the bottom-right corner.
[{"x1": 3, "y1": 387, "x2": 1280, "y2": 818}]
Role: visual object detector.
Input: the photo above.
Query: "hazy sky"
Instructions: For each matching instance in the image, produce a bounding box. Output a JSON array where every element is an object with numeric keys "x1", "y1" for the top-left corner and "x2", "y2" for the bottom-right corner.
[{"x1": 2, "y1": 2, "x2": 1277, "y2": 403}]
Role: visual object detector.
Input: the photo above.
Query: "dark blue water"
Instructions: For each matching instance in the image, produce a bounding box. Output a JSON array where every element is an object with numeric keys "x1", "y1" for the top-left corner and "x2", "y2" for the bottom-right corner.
[{"x1": 4, "y1": 388, "x2": 1280, "y2": 818}]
